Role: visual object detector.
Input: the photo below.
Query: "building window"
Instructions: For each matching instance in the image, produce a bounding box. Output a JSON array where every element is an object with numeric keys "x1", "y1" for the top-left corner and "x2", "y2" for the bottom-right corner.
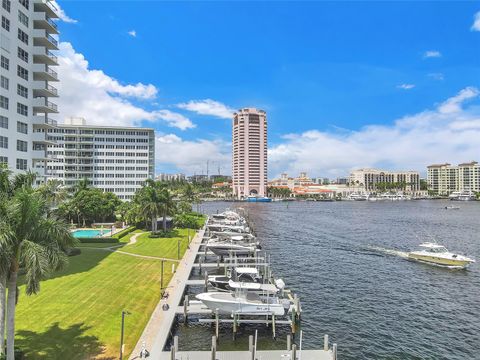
[
  {"x1": 0, "y1": 136, "x2": 8, "y2": 149},
  {"x1": 16, "y1": 158, "x2": 27, "y2": 170},
  {"x1": 18, "y1": 10, "x2": 28, "y2": 26},
  {"x1": 17, "y1": 65, "x2": 28, "y2": 80},
  {"x1": 0, "y1": 156, "x2": 7, "y2": 164},
  {"x1": 17, "y1": 121, "x2": 27, "y2": 134},
  {"x1": 17, "y1": 102, "x2": 28, "y2": 116},
  {"x1": 0, "y1": 95, "x2": 8, "y2": 110},
  {"x1": 17, "y1": 47, "x2": 28, "y2": 63},
  {"x1": 1, "y1": 16, "x2": 9, "y2": 31},
  {"x1": 0, "y1": 75, "x2": 8, "y2": 90},
  {"x1": 17, "y1": 29, "x2": 28, "y2": 45},
  {"x1": 0, "y1": 116, "x2": 7, "y2": 129},
  {"x1": 16, "y1": 139, "x2": 27, "y2": 152},
  {"x1": 2, "y1": 0, "x2": 10, "y2": 12},
  {"x1": 0, "y1": 55, "x2": 8, "y2": 70},
  {"x1": 18, "y1": 0, "x2": 28, "y2": 10},
  {"x1": 17, "y1": 84, "x2": 28, "y2": 98}
]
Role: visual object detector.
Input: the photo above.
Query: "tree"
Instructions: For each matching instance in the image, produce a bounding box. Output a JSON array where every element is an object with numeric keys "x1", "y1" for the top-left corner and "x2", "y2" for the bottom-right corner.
[
  {"x1": 158, "y1": 185, "x2": 176, "y2": 232},
  {"x1": 0, "y1": 182, "x2": 75, "y2": 360},
  {"x1": 138, "y1": 179, "x2": 163, "y2": 232}
]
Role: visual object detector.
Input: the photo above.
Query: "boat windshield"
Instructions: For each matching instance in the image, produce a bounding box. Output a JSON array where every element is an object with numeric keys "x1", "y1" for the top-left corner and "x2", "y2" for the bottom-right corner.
[{"x1": 426, "y1": 247, "x2": 448, "y2": 253}]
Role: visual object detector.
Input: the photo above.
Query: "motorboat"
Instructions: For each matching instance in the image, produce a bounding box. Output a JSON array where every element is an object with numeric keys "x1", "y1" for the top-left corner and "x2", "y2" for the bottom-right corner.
[
  {"x1": 195, "y1": 291, "x2": 285, "y2": 316},
  {"x1": 449, "y1": 190, "x2": 476, "y2": 201},
  {"x1": 206, "y1": 239, "x2": 258, "y2": 256},
  {"x1": 445, "y1": 205, "x2": 460, "y2": 210},
  {"x1": 246, "y1": 196, "x2": 272, "y2": 203},
  {"x1": 213, "y1": 232, "x2": 256, "y2": 242},
  {"x1": 408, "y1": 243, "x2": 475, "y2": 268},
  {"x1": 348, "y1": 193, "x2": 368, "y2": 201},
  {"x1": 208, "y1": 267, "x2": 261, "y2": 291},
  {"x1": 207, "y1": 224, "x2": 249, "y2": 233}
]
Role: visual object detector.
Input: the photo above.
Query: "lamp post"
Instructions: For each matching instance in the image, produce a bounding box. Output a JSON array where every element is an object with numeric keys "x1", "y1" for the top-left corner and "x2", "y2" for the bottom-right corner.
[
  {"x1": 119, "y1": 310, "x2": 131, "y2": 360},
  {"x1": 177, "y1": 238, "x2": 180, "y2": 260}
]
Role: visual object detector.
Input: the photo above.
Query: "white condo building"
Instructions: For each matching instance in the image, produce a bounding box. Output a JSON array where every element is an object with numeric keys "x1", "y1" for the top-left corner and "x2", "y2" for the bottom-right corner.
[
  {"x1": 46, "y1": 118, "x2": 155, "y2": 200},
  {"x1": 427, "y1": 161, "x2": 480, "y2": 195},
  {"x1": 349, "y1": 168, "x2": 421, "y2": 193},
  {"x1": 232, "y1": 108, "x2": 268, "y2": 199},
  {"x1": 0, "y1": 0, "x2": 60, "y2": 184}
]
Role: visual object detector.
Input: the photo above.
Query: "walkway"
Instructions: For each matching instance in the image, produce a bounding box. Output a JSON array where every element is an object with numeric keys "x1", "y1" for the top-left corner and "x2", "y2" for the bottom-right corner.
[{"x1": 128, "y1": 226, "x2": 206, "y2": 359}]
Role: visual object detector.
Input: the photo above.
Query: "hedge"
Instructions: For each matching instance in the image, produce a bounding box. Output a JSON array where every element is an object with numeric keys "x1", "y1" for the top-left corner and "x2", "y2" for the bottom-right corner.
[
  {"x1": 77, "y1": 237, "x2": 119, "y2": 244},
  {"x1": 112, "y1": 226, "x2": 136, "y2": 239},
  {"x1": 66, "y1": 247, "x2": 82, "y2": 256}
]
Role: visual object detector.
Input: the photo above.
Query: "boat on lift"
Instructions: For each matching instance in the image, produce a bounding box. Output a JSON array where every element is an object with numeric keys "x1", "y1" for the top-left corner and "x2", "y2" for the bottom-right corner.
[
  {"x1": 408, "y1": 243, "x2": 475, "y2": 269},
  {"x1": 208, "y1": 267, "x2": 261, "y2": 291}
]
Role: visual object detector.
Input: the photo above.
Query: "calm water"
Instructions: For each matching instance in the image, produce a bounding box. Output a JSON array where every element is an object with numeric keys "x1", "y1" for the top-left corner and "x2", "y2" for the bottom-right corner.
[{"x1": 174, "y1": 200, "x2": 480, "y2": 359}]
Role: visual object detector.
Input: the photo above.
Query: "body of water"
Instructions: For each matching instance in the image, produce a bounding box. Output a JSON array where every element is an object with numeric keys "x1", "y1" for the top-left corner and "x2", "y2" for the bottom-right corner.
[{"x1": 174, "y1": 200, "x2": 480, "y2": 359}]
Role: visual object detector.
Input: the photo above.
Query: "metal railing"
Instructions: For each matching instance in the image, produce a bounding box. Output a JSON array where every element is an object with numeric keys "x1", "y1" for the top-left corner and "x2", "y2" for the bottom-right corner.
[
  {"x1": 46, "y1": 101, "x2": 58, "y2": 112},
  {"x1": 47, "y1": 67, "x2": 58, "y2": 79},
  {"x1": 46, "y1": 17, "x2": 57, "y2": 30},
  {"x1": 47, "y1": 84, "x2": 58, "y2": 96},
  {"x1": 47, "y1": 34, "x2": 58, "y2": 47}
]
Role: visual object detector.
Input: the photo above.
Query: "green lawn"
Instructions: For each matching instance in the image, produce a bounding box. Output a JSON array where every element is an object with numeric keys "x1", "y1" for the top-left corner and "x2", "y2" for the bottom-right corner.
[
  {"x1": 120, "y1": 228, "x2": 195, "y2": 259},
  {"x1": 15, "y1": 248, "x2": 175, "y2": 359}
]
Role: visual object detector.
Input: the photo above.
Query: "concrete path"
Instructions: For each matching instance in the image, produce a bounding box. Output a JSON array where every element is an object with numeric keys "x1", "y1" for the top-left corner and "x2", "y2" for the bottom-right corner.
[{"x1": 128, "y1": 226, "x2": 206, "y2": 359}]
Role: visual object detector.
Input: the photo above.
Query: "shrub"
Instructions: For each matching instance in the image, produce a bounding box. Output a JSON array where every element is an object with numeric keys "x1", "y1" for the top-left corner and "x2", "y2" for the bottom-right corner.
[
  {"x1": 112, "y1": 226, "x2": 136, "y2": 239},
  {"x1": 77, "y1": 237, "x2": 119, "y2": 244},
  {"x1": 66, "y1": 247, "x2": 82, "y2": 256},
  {"x1": 174, "y1": 214, "x2": 201, "y2": 229}
]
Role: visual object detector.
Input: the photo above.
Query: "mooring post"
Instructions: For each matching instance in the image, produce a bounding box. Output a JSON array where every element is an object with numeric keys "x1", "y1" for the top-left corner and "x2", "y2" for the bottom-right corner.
[
  {"x1": 217, "y1": 256, "x2": 220, "y2": 269},
  {"x1": 287, "y1": 334, "x2": 291, "y2": 350},
  {"x1": 333, "y1": 343, "x2": 337, "y2": 360},
  {"x1": 292, "y1": 344, "x2": 297, "y2": 360},
  {"x1": 215, "y1": 308, "x2": 219, "y2": 340},
  {"x1": 174, "y1": 335, "x2": 179, "y2": 352},
  {"x1": 232, "y1": 313, "x2": 237, "y2": 340},
  {"x1": 183, "y1": 295, "x2": 189, "y2": 324},
  {"x1": 198, "y1": 255, "x2": 202, "y2": 272},
  {"x1": 211, "y1": 336, "x2": 217, "y2": 360},
  {"x1": 291, "y1": 306, "x2": 296, "y2": 336},
  {"x1": 204, "y1": 270, "x2": 208, "y2": 292},
  {"x1": 324, "y1": 334, "x2": 329, "y2": 351},
  {"x1": 249, "y1": 334, "x2": 254, "y2": 353},
  {"x1": 272, "y1": 313, "x2": 276, "y2": 339},
  {"x1": 170, "y1": 345, "x2": 175, "y2": 360}
]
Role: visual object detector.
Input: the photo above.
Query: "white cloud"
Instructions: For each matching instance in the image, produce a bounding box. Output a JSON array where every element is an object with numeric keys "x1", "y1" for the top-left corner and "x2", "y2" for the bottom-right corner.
[
  {"x1": 397, "y1": 84, "x2": 415, "y2": 90},
  {"x1": 471, "y1": 11, "x2": 480, "y2": 31},
  {"x1": 128, "y1": 30, "x2": 137, "y2": 37},
  {"x1": 423, "y1": 50, "x2": 442, "y2": 58},
  {"x1": 51, "y1": 1, "x2": 78, "y2": 24},
  {"x1": 56, "y1": 42, "x2": 194, "y2": 130},
  {"x1": 428, "y1": 73, "x2": 444, "y2": 81},
  {"x1": 155, "y1": 134, "x2": 230, "y2": 174},
  {"x1": 268, "y1": 87, "x2": 480, "y2": 178},
  {"x1": 177, "y1": 99, "x2": 235, "y2": 119}
]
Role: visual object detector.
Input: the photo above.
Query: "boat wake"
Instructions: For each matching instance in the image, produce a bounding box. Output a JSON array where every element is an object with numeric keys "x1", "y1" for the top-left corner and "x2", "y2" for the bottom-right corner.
[{"x1": 367, "y1": 246, "x2": 409, "y2": 259}]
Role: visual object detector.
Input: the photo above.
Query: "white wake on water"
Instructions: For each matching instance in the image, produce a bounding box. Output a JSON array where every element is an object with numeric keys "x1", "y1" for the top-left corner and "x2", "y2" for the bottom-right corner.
[{"x1": 367, "y1": 246, "x2": 409, "y2": 259}]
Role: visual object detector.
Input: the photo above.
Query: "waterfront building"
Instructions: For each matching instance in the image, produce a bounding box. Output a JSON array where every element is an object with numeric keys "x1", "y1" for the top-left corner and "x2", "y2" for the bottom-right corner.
[
  {"x1": 156, "y1": 173, "x2": 186, "y2": 182},
  {"x1": 269, "y1": 172, "x2": 314, "y2": 190},
  {"x1": 46, "y1": 117, "x2": 155, "y2": 200},
  {"x1": 427, "y1": 161, "x2": 479, "y2": 195},
  {"x1": 0, "y1": 0, "x2": 60, "y2": 185},
  {"x1": 349, "y1": 168, "x2": 421, "y2": 193},
  {"x1": 232, "y1": 108, "x2": 267, "y2": 199}
]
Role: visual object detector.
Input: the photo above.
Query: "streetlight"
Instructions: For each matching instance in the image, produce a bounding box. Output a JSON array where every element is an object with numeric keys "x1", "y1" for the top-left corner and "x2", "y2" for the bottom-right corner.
[
  {"x1": 177, "y1": 238, "x2": 181, "y2": 260},
  {"x1": 119, "y1": 310, "x2": 131, "y2": 360}
]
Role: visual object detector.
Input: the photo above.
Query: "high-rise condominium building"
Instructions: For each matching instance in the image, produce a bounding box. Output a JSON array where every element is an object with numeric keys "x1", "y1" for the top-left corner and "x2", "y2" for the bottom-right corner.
[
  {"x1": 46, "y1": 118, "x2": 155, "y2": 200},
  {"x1": 232, "y1": 108, "x2": 267, "y2": 199},
  {"x1": 0, "y1": 0, "x2": 60, "y2": 184},
  {"x1": 349, "y1": 168, "x2": 421, "y2": 193},
  {"x1": 427, "y1": 161, "x2": 479, "y2": 195}
]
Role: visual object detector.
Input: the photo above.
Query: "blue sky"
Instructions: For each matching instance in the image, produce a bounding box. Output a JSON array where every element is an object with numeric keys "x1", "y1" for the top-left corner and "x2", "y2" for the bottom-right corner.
[{"x1": 55, "y1": 1, "x2": 480, "y2": 178}]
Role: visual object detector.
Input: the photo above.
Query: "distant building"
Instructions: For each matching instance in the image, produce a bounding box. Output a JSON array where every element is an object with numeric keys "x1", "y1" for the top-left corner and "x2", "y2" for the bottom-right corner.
[
  {"x1": 156, "y1": 173, "x2": 185, "y2": 182},
  {"x1": 335, "y1": 177, "x2": 348, "y2": 185},
  {"x1": 427, "y1": 161, "x2": 480, "y2": 195},
  {"x1": 269, "y1": 172, "x2": 314, "y2": 189},
  {"x1": 47, "y1": 117, "x2": 155, "y2": 200},
  {"x1": 232, "y1": 108, "x2": 268, "y2": 199},
  {"x1": 188, "y1": 174, "x2": 209, "y2": 183},
  {"x1": 210, "y1": 174, "x2": 231, "y2": 182},
  {"x1": 349, "y1": 168, "x2": 420, "y2": 193}
]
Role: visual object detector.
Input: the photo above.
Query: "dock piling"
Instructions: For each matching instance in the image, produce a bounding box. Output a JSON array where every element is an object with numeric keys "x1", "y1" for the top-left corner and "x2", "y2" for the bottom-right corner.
[
  {"x1": 292, "y1": 344, "x2": 297, "y2": 360},
  {"x1": 204, "y1": 270, "x2": 208, "y2": 292},
  {"x1": 211, "y1": 336, "x2": 217, "y2": 360},
  {"x1": 183, "y1": 295, "x2": 189, "y2": 324},
  {"x1": 174, "y1": 335, "x2": 179, "y2": 352},
  {"x1": 324, "y1": 334, "x2": 329, "y2": 351},
  {"x1": 232, "y1": 313, "x2": 237, "y2": 340},
  {"x1": 287, "y1": 334, "x2": 291, "y2": 350},
  {"x1": 272, "y1": 313, "x2": 276, "y2": 339},
  {"x1": 249, "y1": 335, "x2": 254, "y2": 353},
  {"x1": 333, "y1": 343, "x2": 337, "y2": 360},
  {"x1": 170, "y1": 345, "x2": 175, "y2": 360},
  {"x1": 215, "y1": 308, "x2": 219, "y2": 340}
]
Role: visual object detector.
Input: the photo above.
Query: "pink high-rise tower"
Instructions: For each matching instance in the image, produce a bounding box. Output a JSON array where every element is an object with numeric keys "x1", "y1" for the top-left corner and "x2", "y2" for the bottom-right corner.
[{"x1": 232, "y1": 108, "x2": 268, "y2": 199}]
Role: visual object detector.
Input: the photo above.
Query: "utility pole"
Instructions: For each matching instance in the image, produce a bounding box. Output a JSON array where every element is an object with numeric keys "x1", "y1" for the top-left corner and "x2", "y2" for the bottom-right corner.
[{"x1": 119, "y1": 310, "x2": 131, "y2": 360}]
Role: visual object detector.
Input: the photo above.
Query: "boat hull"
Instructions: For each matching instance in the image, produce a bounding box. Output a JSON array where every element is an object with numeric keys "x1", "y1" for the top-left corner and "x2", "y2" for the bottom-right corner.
[
  {"x1": 408, "y1": 254, "x2": 473, "y2": 268},
  {"x1": 196, "y1": 293, "x2": 285, "y2": 316}
]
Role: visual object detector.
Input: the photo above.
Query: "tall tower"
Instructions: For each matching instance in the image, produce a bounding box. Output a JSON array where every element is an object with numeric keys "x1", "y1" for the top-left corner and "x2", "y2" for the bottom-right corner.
[{"x1": 232, "y1": 108, "x2": 267, "y2": 199}]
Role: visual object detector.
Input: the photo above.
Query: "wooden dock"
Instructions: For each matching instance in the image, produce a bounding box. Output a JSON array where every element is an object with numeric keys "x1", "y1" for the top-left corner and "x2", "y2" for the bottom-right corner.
[{"x1": 159, "y1": 350, "x2": 334, "y2": 360}]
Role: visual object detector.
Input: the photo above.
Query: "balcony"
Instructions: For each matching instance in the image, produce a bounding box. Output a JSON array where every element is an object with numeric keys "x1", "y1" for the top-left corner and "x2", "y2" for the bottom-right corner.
[
  {"x1": 33, "y1": 64, "x2": 58, "y2": 82},
  {"x1": 32, "y1": 149, "x2": 49, "y2": 160},
  {"x1": 33, "y1": 97, "x2": 59, "y2": 114},
  {"x1": 32, "y1": 132, "x2": 56, "y2": 145},
  {"x1": 33, "y1": 29, "x2": 59, "y2": 50},
  {"x1": 32, "y1": 115, "x2": 58, "y2": 128},
  {"x1": 34, "y1": 0, "x2": 59, "y2": 19},
  {"x1": 33, "y1": 82, "x2": 58, "y2": 98},
  {"x1": 33, "y1": 47, "x2": 58, "y2": 66},
  {"x1": 33, "y1": 12, "x2": 59, "y2": 34}
]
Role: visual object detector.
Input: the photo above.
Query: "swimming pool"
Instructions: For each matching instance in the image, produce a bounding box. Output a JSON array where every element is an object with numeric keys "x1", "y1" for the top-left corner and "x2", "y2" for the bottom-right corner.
[{"x1": 71, "y1": 229, "x2": 111, "y2": 238}]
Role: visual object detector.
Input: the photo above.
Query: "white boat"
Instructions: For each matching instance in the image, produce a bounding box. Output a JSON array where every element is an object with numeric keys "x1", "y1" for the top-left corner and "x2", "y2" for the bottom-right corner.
[
  {"x1": 206, "y1": 240, "x2": 258, "y2": 256},
  {"x1": 408, "y1": 243, "x2": 475, "y2": 269},
  {"x1": 348, "y1": 193, "x2": 368, "y2": 201},
  {"x1": 444, "y1": 205, "x2": 460, "y2": 210},
  {"x1": 449, "y1": 190, "x2": 476, "y2": 201},
  {"x1": 208, "y1": 267, "x2": 261, "y2": 291},
  {"x1": 195, "y1": 291, "x2": 285, "y2": 316}
]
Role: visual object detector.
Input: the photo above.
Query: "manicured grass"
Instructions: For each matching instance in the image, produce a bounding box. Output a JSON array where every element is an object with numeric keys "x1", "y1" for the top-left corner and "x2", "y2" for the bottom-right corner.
[
  {"x1": 120, "y1": 228, "x2": 194, "y2": 259},
  {"x1": 15, "y1": 248, "x2": 174, "y2": 359},
  {"x1": 76, "y1": 243, "x2": 119, "y2": 248}
]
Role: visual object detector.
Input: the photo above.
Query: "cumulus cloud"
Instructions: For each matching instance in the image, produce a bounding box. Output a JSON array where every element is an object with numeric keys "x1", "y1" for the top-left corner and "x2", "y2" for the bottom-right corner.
[
  {"x1": 56, "y1": 42, "x2": 194, "y2": 130},
  {"x1": 156, "y1": 134, "x2": 230, "y2": 174},
  {"x1": 423, "y1": 50, "x2": 442, "y2": 58},
  {"x1": 51, "y1": 1, "x2": 78, "y2": 23},
  {"x1": 128, "y1": 30, "x2": 137, "y2": 37},
  {"x1": 268, "y1": 87, "x2": 480, "y2": 178},
  {"x1": 177, "y1": 99, "x2": 235, "y2": 119},
  {"x1": 471, "y1": 11, "x2": 480, "y2": 31},
  {"x1": 397, "y1": 84, "x2": 415, "y2": 90}
]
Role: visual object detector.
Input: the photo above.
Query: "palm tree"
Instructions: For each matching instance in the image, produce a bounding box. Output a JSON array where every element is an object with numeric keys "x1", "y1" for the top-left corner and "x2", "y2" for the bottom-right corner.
[
  {"x1": 0, "y1": 187, "x2": 76, "y2": 360},
  {"x1": 38, "y1": 179, "x2": 68, "y2": 215},
  {"x1": 182, "y1": 183, "x2": 199, "y2": 212},
  {"x1": 139, "y1": 179, "x2": 162, "y2": 232},
  {"x1": 158, "y1": 185, "x2": 176, "y2": 232}
]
